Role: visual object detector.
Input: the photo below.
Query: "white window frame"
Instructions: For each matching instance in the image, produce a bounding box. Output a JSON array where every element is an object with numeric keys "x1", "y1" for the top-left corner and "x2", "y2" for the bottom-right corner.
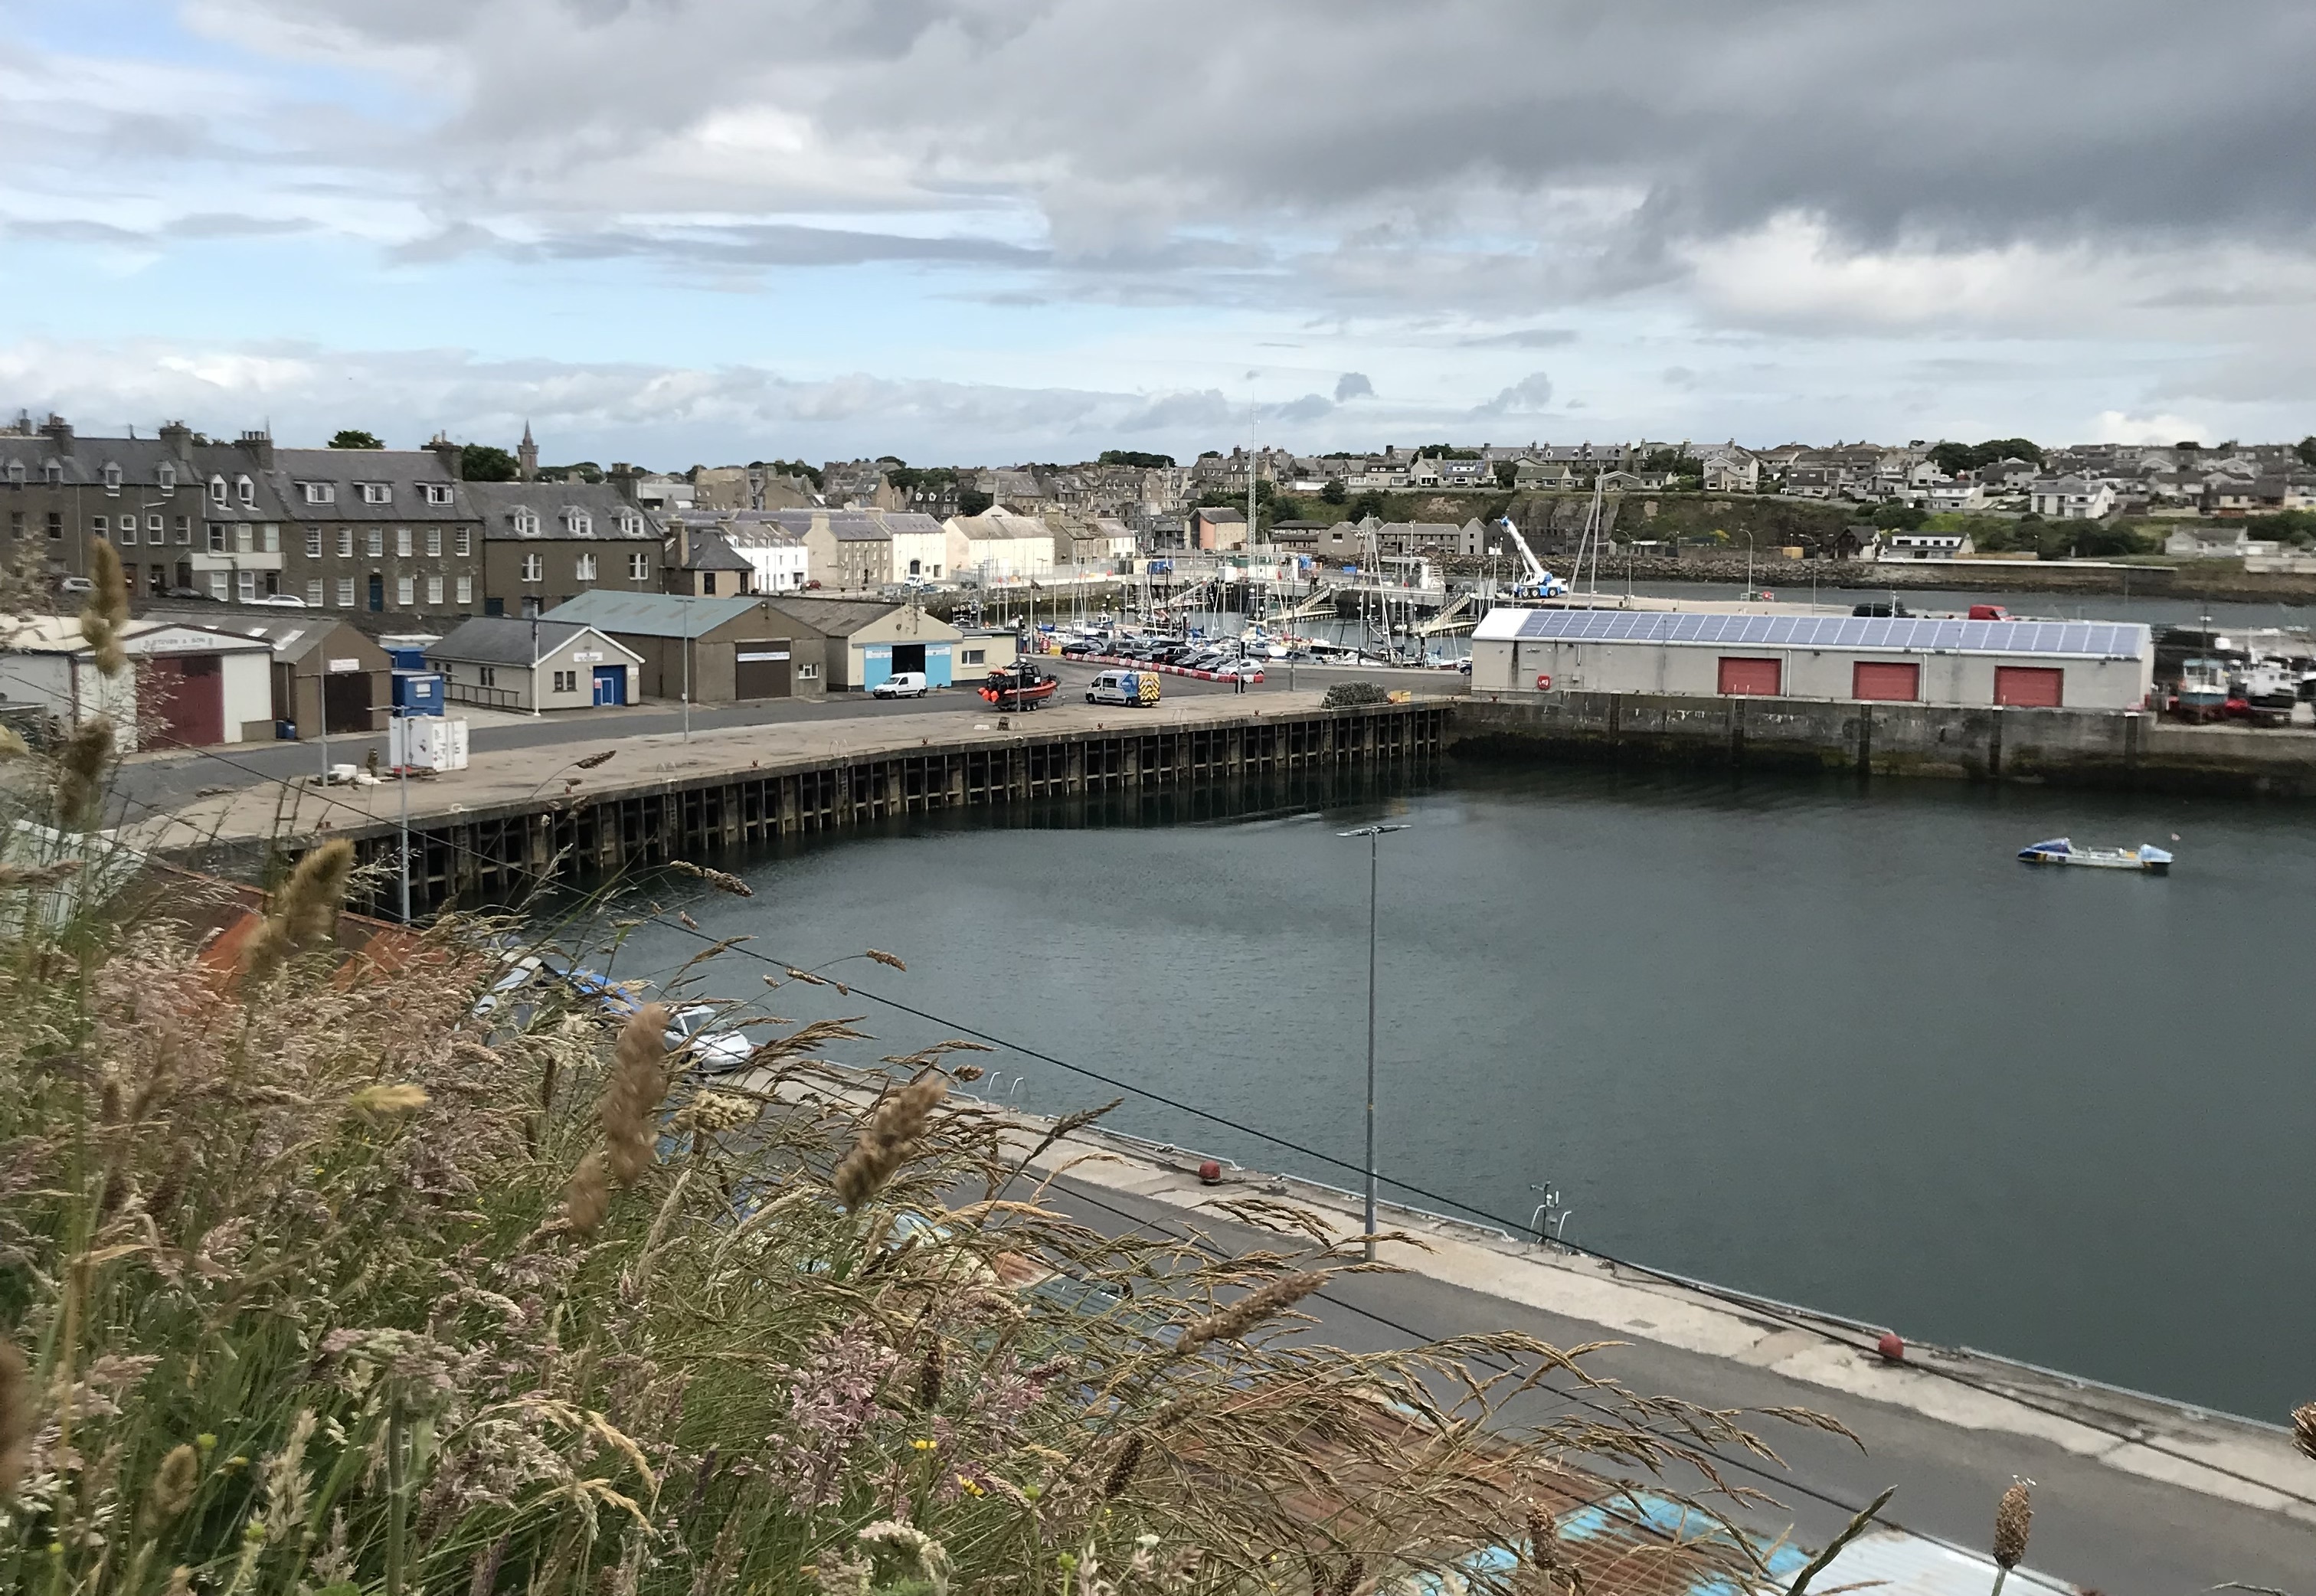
[
  {"x1": 566, "y1": 511, "x2": 592, "y2": 535},
  {"x1": 306, "y1": 578, "x2": 324, "y2": 606},
  {"x1": 454, "y1": 528, "x2": 471, "y2": 556},
  {"x1": 628, "y1": 551, "x2": 650, "y2": 580},
  {"x1": 209, "y1": 476, "x2": 227, "y2": 505},
  {"x1": 512, "y1": 507, "x2": 539, "y2": 535},
  {"x1": 574, "y1": 552, "x2": 597, "y2": 581},
  {"x1": 395, "y1": 527, "x2": 412, "y2": 558},
  {"x1": 337, "y1": 528, "x2": 353, "y2": 558},
  {"x1": 552, "y1": 669, "x2": 577, "y2": 694},
  {"x1": 305, "y1": 528, "x2": 322, "y2": 558},
  {"x1": 237, "y1": 571, "x2": 256, "y2": 602},
  {"x1": 146, "y1": 512, "x2": 162, "y2": 535},
  {"x1": 303, "y1": 482, "x2": 335, "y2": 505},
  {"x1": 797, "y1": 662, "x2": 819, "y2": 680},
  {"x1": 521, "y1": 552, "x2": 543, "y2": 583},
  {"x1": 209, "y1": 571, "x2": 229, "y2": 600},
  {"x1": 156, "y1": 464, "x2": 175, "y2": 492},
  {"x1": 361, "y1": 482, "x2": 391, "y2": 505},
  {"x1": 424, "y1": 483, "x2": 453, "y2": 506},
  {"x1": 260, "y1": 524, "x2": 279, "y2": 553},
  {"x1": 426, "y1": 574, "x2": 443, "y2": 606},
  {"x1": 366, "y1": 529, "x2": 383, "y2": 558},
  {"x1": 102, "y1": 463, "x2": 121, "y2": 492},
  {"x1": 425, "y1": 527, "x2": 441, "y2": 557},
  {"x1": 454, "y1": 575, "x2": 473, "y2": 605},
  {"x1": 336, "y1": 577, "x2": 355, "y2": 607},
  {"x1": 236, "y1": 476, "x2": 254, "y2": 506},
  {"x1": 395, "y1": 574, "x2": 415, "y2": 607}
]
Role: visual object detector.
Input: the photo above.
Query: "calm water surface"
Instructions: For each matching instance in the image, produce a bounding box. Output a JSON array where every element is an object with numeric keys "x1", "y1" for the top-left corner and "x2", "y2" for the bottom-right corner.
[{"x1": 574, "y1": 762, "x2": 2316, "y2": 1421}]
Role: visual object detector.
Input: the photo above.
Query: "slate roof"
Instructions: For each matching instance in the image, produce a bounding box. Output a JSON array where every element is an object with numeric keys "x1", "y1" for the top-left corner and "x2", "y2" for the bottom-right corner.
[
  {"x1": 463, "y1": 480, "x2": 659, "y2": 540},
  {"x1": 267, "y1": 448, "x2": 469, "y2": 522},
  {"x1": 679, "y1": 530, "x2": 756, "y2": 572},
  {"x1": 139, "y1": 610, "x2": 381, "y2": 666},
  {"x1": 764, "y1": 596, "x2": 947, "y2": 638},
  {"x1": 427, "y1": 616, "x2": 635, "y2": 667}
]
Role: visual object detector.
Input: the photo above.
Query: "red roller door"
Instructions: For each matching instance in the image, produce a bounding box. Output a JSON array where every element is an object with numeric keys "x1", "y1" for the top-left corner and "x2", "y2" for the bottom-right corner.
[
  {"x1": 145, "y1": 653, "x2": 224, "y2": 746},
  {"x1": 1716, "y1": 656, "x2": 1782, "y2": 696},
  {"x1": 1994, "y1": 666, "x2": 2063, "y2": 707},
  {"x1": 1852, "y1": 660, "x2": 1920, "y2": 702}
]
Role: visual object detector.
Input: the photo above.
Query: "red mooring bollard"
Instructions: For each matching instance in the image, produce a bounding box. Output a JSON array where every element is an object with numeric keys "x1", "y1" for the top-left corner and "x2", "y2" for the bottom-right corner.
[
  {"x1": 1196, "y1": 1160, "x2": 1222, "y2": 1184},
  {"x1": 1876, "y1": 1331, "x2": 1906, "y2": 1362}
]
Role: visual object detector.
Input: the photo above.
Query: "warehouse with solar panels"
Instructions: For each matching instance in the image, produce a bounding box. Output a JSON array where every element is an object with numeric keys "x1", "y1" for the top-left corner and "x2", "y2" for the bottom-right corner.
[{"x1": 1470, "y1": 608, "x2": 2154, "y2": 711}]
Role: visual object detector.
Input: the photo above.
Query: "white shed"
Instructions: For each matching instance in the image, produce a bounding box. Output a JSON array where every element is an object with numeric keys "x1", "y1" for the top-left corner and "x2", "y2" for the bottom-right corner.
[
  {"x1": 1470, "y1": 608, "x2": 2153, "y2": 711},
  {"x1": 0, "y1": 616, "x2": 273, "y2": 749}
]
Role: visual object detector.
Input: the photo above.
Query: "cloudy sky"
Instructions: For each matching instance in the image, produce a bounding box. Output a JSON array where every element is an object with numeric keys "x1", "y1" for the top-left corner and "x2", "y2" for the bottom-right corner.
[{"x1": 6, "y1": 0, "x2": 2315, "y2": 465}]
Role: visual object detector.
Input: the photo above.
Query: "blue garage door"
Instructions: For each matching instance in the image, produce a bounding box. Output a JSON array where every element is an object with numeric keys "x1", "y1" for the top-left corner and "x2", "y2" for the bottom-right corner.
[{"x1": 591, "y1": 666, "x2": 626, "y2": 705}]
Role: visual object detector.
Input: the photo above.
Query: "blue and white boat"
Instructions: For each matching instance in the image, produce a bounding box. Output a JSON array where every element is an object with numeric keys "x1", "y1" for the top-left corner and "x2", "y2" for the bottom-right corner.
[{"x1": 2017, "y1": 837, "x2": 2173, "y2": 874}]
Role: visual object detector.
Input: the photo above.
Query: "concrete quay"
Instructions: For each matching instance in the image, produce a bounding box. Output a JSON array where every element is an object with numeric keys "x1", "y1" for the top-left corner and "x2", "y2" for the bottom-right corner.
[
  {"x1": 1453, "y1": 690, "x2": 2316, "y2": 796},
  {"x1": 136, "y1": 685, "x2": 1451, "y2": 916},
  {"x1": 755, "y1": 1062, "x2": 2316, "y2": 1592}
]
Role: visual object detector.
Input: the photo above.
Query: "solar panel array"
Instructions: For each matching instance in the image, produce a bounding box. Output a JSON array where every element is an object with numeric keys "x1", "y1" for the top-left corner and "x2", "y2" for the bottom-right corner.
[{"x1": 1506, "y1": 609, "x2": 2145, "y2": 659}]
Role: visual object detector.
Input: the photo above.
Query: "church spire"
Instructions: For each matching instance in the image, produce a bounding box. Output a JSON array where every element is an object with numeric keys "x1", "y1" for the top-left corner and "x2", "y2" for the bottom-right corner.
[{"x1": 518, "y1": 419, "x2": 538, "y2": 482}]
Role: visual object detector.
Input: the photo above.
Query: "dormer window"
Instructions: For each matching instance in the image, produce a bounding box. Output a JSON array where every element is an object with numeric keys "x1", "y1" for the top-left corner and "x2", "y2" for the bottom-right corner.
[
  {"x1": 361, "y1": 482, "x2": 390, "y2": 505},
  {"x1": 564, "y1": 509, "x2": 592, "y2": 535},
  {"x1": 102, "y1": 463, "x2": 122, "y2": 492},
  {"x1": 209, "y1": 475, "x2": 227, "y2": 504},
  {"x1": 302, "y1": 482, "x2": 335, "y2": 505},
  {"x1": 512, "y1": 506, "x2": 539, "y2": 535},
  {"x1": 423, "y1": 483, "x2": 453, "y2": 506},
  {"x1": 5, "y1": 462, "x2": 21, "y2": 486},
  {"x1": 236, "y1": 475, "x2": 255, "y2": 507},
  {"x1": 156, "y1": 463, "x2": 175, "y2": 492},
  {"x1": 44, "y1": 461, "x2": 61, "y2": 486},
  {"x1": 617, "y1": 512, "x2": 640, "y2": 535}
]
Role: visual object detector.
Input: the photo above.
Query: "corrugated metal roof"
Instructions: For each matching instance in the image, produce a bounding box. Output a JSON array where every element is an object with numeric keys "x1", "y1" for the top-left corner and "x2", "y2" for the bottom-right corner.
[
  {"x1": 541, "y1": 590, "x2": 767, "y2": 636},
  {"x1": 1474, "y1": 607, "x2": 2148, "y2": 660}
]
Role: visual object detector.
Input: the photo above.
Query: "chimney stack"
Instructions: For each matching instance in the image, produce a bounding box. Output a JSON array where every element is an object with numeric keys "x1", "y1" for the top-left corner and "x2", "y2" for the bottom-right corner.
[
  {"x1": 159, "y1": 420, "x2": 194, "y2": 460},
  {"x1": 38, "y1": 414, "x2": 73, "y2": 454},
  {"x1": 427, "y1": 432, "x2": 463, "y2": 480},
  {"x1": 236, "y1": 427, "x2": 274, "y2": 469}
]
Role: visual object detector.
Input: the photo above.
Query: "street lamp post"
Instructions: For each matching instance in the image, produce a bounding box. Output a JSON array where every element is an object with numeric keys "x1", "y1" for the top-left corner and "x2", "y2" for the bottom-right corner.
[{"x1": 1336, "y1": 821, "x2": 1408, "y2": 1261}]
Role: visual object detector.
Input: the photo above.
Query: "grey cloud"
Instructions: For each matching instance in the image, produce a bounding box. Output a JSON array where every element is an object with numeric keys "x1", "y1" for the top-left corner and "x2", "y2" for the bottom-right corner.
[
  {"x1": 1272, "y1": 393, "x2": 1335, "y2": 423},
  {"x1": 185, "y1": 0, "x2": 2316, "y2": 310},
  {"x1": 1474, "y1": 371, "x2": 1555, "y2": 415},
  {"x1": 1662, "y1": 366, "x2": 1697, "y2": 390},
  {"x1": 1333, "y1": 371, "x2": 1373, "y2": 402},
  {"x1": 1460, "y1": 329, "x2": 1578, "y2": 349}
]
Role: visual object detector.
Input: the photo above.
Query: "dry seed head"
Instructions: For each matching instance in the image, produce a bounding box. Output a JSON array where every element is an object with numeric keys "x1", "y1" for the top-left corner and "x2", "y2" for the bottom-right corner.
[
  {"x1": 561, "y1": 1150, "x2": 613, "y2": 1237},
  {"x1": 666, "y1": 859, "x2": 754, "y2": 898},
  {"x1": 918, "y1": 1337, "x2": 945, "y2": 1411},
  {"x1": 165, "y1": 1568, "x2": 191, "y2": 1596},
  {"x1": 52, "y1": 714, "x2": 114, "y2": 830},
  {"x1": 241, "y1": 839, "x2": 355, "y2": 980},
  {"x1": 599, "y1": 1003, "x2": 673, "y2": 1187},
  {"x1": 575, "y1": 748, "x2": 617, "y2": 770},
  {"x1": 1101, "y1": 1432, "x2": 1144, "y2": 1500},
  {"x1": 865, "y1": 949, "x2": 906, "y2": 970},
  {"x1": 2295, "y1": 1401, "x2": 2316, "y2": 1462},
  {"x1": 1176, "y1": 1270, "x2": 1330, "y2": 1356},
  {"x1": 80, "y1": 539, "x2": 131, "y2": 675},
  {"x1": 1329, "y1": 1554, "x2": 1365, "y2": 1596},
  {"x1": 0, "y1": 1340, "x2": 30, "y2": 1500},
  {"x1": 0, "y1": 724, "x2": 26, "y2": 760},
  {"x1": 141, "y1": 1443, "x2": 201, "y2": 1531},
  {"x1": 830, "y1": 1074, "x2": 947, "y2": 1211},
  {"x1": 350, "y1": 1083, "x2": 430, "y2": 1119},
  {"x1": 1992, "y1": 1479, "x2": 2032, "y2": 1569}
]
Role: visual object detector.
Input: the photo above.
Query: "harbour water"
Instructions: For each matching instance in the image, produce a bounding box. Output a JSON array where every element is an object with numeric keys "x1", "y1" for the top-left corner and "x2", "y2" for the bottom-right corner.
[{"x1": 571, "y1": 760, "x2": 2316, "y2": 1424}]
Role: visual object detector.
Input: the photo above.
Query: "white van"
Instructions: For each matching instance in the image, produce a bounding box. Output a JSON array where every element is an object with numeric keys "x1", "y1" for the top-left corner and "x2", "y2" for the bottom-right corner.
[
  {"x1": 1085, "y1": 669, "x2": 1158, "y2": 707},
  {"x1": 871, "y1": 671, "x2": 931, "y2": 699}
]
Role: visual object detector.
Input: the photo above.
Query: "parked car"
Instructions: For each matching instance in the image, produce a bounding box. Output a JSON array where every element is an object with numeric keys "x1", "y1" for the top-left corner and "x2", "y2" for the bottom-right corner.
[
  {"x1": 1059, "y1": 638, "x2": 1098, "y2": 657},
  {"x1": 871, "y1": 671, "x2": 931, "y2": 699},
  {"x1": 161, "y1": 586, "x2": 213, "y2": 601},
  {"x1": 1213, "y1": 659, "x2": 1264, "y2": 681},
  {"x1": 57, "y1": 577, "x2": 93, "y2": 597},
  {"x1": 247, "y1": 593, "x2": 309, "y2": 607}
]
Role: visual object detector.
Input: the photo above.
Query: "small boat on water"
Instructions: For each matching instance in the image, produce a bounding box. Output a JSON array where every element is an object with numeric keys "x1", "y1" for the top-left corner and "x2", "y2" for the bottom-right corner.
[{"x1": 2017, "y1": 837, "x2": 2174, "y2": 874}]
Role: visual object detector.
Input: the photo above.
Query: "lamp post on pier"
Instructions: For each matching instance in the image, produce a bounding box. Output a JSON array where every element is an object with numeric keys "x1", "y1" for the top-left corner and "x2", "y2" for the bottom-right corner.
[{"x1": 1337, "y1": 820, "x2": 1408, "y2": 1261}]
